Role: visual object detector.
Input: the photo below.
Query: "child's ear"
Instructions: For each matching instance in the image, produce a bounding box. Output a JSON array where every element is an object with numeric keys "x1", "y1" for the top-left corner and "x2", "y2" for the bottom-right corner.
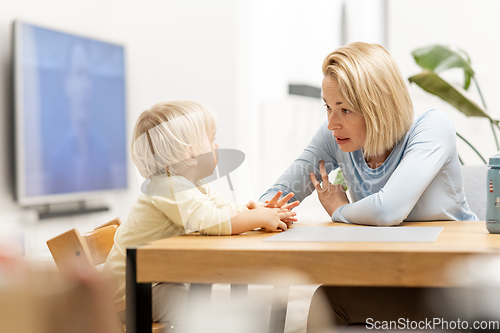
[{"x1": 184, "y1": 146, "x2": 198, "y2": 166}]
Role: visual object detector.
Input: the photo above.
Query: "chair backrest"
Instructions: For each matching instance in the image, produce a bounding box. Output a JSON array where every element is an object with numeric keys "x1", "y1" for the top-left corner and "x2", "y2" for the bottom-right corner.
[
  {"x1": 461, "y1": 165, "x2": 487, "y2": 221},
  {"x1": 46, "y1": 218, "x2": 168, "y2": 332},
  {"x1": 47, "y1": 217, "x2": 121, "y2": 274}
]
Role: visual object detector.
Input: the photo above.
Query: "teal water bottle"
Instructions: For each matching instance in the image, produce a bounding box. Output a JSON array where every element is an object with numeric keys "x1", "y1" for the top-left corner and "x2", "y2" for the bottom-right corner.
[{"x1": 487, "y1": 152, "x2": 500, "y2": 233}]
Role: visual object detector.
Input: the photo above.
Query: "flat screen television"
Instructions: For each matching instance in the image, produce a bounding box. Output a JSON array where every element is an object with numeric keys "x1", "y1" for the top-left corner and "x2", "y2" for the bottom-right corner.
[{"x1": 13, "y1": 20, "x2": 128, "y2": 213}]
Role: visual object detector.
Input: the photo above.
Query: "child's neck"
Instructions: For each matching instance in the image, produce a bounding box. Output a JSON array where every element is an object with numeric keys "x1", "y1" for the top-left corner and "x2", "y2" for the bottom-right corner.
[{"x1": 180, "y1": 168, "x2": 202, "y2": 186}]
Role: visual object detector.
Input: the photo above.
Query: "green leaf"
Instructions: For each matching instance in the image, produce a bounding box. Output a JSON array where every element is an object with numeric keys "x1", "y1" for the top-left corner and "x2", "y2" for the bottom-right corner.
[
  {"x1": 408, "y1": 70, "x2": 491, "y2": 119},
  {"x1": 333, "y1": 169, "x2": 347, "y2": 191},
  {"x1": 412, "y1": 45, "x2": 474, "y2": 90}
]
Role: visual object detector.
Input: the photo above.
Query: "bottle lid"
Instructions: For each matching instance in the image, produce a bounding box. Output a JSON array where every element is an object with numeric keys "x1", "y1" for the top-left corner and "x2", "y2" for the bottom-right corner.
[{"x1": 489, "y1": 152, "x2": 500, "y2": 167}]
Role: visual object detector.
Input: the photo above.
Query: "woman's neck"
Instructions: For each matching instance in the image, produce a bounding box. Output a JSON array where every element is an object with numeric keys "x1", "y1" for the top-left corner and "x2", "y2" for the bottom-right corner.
[{"x1": 365, "y1": 148, "x2": 393, "y2": 169}]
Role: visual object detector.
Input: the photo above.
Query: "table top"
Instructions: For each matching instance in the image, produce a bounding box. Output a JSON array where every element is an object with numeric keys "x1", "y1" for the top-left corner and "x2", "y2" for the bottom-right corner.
[{"x1": 136, "y1": 221, "x2": 500, "y2": 287}]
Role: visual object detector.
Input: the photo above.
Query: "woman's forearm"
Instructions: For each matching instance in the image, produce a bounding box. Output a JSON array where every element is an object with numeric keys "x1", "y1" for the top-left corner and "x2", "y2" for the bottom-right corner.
[{"x1": 260, "y1": 123, "x2": 339, "y2": 204}]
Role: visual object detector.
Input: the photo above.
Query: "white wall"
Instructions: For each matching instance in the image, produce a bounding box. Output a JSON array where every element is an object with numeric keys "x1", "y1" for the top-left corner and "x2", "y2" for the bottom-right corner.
[
  {"x1": 388, "y1": 0, "x2": 500, "y2": 164},
  {"x1": 235, "y1": 0, "x2": 344, "y2": 197},
  {"x1": 344, "y1": 0, "x2": 387, "y2": 45}
]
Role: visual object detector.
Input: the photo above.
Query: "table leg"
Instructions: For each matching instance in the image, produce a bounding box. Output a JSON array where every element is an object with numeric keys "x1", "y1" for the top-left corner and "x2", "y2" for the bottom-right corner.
[
  {"x1": 126, "y1": 248, "x2": 152, "y2": 333},
  {"x1": 184, "y1": 283, "x2": 212, "y2": 331},
  {"x1": 231, "y1": 284, "x2": 248, "y2": 300},
  {"x1": 188, "y1": 283, "x2": 212, "y2": 304},
  {"x1": 268, "y1": 285, "x2": 289, "y2": 333}
]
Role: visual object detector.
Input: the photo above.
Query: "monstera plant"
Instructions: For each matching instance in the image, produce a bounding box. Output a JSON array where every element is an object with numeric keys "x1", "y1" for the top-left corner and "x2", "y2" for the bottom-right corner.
[{"x1": 408, "y1": 44, "x2": 498, "y2": 164}]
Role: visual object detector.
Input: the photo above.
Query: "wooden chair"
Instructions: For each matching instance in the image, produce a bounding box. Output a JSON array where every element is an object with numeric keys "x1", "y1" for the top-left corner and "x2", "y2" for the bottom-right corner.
[{"x1": 46, "y1": 217, "x2": 169, "y2": 333}]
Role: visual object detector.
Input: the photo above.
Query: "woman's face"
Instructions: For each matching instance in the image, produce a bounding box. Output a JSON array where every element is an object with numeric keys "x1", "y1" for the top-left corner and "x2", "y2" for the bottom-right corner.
[{"x1": 322, "y1": 76, "x2": 367, "y2": 153}]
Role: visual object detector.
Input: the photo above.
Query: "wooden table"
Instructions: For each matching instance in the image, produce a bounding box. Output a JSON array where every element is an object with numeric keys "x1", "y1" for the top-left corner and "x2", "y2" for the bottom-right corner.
[{"x1": 126, "y1": 221, "x2": 500, "y2": 333}]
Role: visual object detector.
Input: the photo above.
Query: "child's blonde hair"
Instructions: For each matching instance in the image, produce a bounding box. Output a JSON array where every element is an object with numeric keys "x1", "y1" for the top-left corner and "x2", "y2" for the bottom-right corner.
[
  {"x1": 322, "y1": 42, "x2": 414, "y2": 159},
  {"x1": 131, "y1": 100, "x2": 217, "y2": 178}
]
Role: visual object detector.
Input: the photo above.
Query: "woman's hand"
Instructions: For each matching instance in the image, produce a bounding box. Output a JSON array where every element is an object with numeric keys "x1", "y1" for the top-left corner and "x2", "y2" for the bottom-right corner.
[
  {"x1": 246, "y1": 191, "x2": 300, "y2": 210},
  {"x1": 264, "y1": 191, "x2": 300, "y2": 211},
  {"x1": 309, "y1": 160, "x2": 349, "y2": 216}
]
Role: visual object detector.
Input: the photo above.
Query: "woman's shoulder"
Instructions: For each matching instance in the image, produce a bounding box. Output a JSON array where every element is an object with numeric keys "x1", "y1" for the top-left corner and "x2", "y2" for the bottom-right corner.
[
  {"x1": 410, "y1": 109, "x2": 455, "y2": 138},
  {"x1": 401, "y1": 109, "x2": 457, "y2": 158},
  {"x1": 414, "y1": 109, "x2": 453, "y2": 127}
]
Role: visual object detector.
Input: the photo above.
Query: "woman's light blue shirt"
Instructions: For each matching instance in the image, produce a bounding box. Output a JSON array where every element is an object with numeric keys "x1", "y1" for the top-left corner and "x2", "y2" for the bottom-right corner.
[{"x1": 260, "y1": 109, "x2": 478, "y2": 225}]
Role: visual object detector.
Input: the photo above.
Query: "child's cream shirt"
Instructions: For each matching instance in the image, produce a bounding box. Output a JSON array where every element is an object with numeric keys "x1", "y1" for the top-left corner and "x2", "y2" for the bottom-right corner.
[{"x1": 104, "y1": 175, "x2": 247, "y2": 304}]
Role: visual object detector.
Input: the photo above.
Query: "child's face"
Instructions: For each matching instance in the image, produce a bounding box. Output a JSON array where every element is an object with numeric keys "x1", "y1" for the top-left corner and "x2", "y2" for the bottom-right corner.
[
  {"x1": 192, "y1": 132, "x2": 219, "y2": 180},
  {"x1": 202, "y1": 132, "x2": 219, "y2": 166}
]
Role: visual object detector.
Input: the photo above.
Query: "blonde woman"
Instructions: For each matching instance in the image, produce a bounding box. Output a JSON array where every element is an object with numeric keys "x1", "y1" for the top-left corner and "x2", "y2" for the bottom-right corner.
[
  {"x1": 260, "y1": 42, "x2": 477, "y2": 328},
  {"x1": 261, "y1": 42, "x2": 477, "y2": 225}
]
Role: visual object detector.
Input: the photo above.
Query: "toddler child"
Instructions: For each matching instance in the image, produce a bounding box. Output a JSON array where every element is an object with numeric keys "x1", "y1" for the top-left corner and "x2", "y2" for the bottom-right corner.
[{"x1": 104, "y1": 100, "x2": 298, "y2": 329}]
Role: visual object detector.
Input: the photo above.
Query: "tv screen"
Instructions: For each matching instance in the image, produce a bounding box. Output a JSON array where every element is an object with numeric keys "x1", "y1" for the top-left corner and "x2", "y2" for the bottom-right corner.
[{"x1": 14, "y1": 21, "x2": 128, "y2": 206}]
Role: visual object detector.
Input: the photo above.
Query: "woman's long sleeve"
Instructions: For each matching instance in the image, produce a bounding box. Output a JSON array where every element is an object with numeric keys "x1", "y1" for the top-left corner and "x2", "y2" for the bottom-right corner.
[
  {"x1": 333, "y1": 110, "x2": 457, "y2": 225},
  {"x1": 259, "y1": 122, "x2": 338, "y2": 203}
]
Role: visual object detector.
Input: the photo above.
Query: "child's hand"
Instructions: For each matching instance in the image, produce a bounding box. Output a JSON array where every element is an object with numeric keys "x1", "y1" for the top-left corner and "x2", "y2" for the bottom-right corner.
[
  {"x1": 247, "y1": 191, "x2": 300, "y2": 226},
  {"x1": 261, "y1": 191, "x2": 301, "y2": 226},
  {"x1": 258, "y1": 208, "x2": 297, "y2": 232},
  {"x1": 246, "y1": 199, "x2": 298, "y2": 226},
  {"x1": 230, "y1": 206, "x2": 296, "y2": 234}
]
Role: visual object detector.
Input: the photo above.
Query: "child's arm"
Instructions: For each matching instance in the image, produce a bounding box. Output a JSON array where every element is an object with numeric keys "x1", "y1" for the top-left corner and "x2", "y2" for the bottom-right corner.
[
  {"x1": 229, "y1": 208, "x2": 296, "y2": 234},
  {"x1": 151, "y1": 180, "x2": 295, "y2": 236}
]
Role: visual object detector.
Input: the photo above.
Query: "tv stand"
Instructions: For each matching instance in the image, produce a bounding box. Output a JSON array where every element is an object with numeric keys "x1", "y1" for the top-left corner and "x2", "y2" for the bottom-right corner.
[{"x1": 37, "y1": 201, "x2": 109, "y2": 220}]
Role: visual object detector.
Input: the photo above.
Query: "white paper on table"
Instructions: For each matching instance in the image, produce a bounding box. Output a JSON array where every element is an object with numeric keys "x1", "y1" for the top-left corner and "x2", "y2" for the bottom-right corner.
[{"x1": 264, "y1": 226, "x2": 443, "y2": 242}]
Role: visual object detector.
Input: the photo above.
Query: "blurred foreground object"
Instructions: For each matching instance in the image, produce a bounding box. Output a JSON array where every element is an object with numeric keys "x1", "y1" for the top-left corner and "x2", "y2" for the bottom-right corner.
[
  {"x1": 185, "y1": 271, "x2": 335, "y2": 333},
  {"x1": 0, "y1": 254, "x2": 122, "y2": 333},
  {"x1": 46, "y1": 217, "x2": 168, "y2": 332},
  {"x1": 437, "y1": 255, "x2": 500, "y2": 331}
]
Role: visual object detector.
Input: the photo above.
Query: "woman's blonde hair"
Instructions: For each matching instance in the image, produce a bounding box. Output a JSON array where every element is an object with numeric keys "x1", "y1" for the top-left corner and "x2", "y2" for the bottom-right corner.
[
  {"x1": 131, "y1": 100, "x2": 217, "y2": 178},
  {"x1": 322, "y1": 42, "x2": 414, "y2": 158}
]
